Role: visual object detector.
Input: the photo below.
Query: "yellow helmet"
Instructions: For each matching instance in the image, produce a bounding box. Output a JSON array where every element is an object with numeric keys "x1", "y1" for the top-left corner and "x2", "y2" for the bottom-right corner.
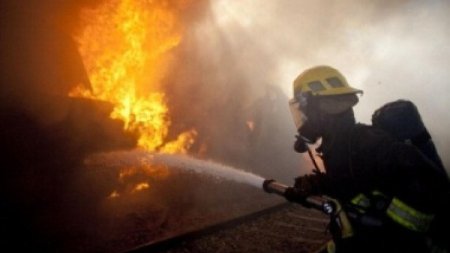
[
  {"x1": 293, "y1": 65, "x2": 362, "y2": 97},
  {"x1": 289, "y1": 66, "x2": 363, "y2": 129}
]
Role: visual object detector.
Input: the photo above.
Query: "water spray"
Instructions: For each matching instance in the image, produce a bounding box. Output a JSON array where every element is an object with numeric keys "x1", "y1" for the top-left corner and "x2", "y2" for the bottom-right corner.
[
  {"x1": 90, "y1": 150, "x2": 333, "y2": 216},
  {"x1": 89, "y1": 150, "x2": 331, "y2": 216},
  {"x1": 86, "y1": 150, "x2": 266, "y2": 188},
  {"x1": 87, "y1": 150, "x2": 359, "y2": 234},
  {"x1": 86, "y1": 150, "x2": 385, "y2": 241},
  {"x1": 151, "y1": 153, "x2": 265, "y2": 188}
]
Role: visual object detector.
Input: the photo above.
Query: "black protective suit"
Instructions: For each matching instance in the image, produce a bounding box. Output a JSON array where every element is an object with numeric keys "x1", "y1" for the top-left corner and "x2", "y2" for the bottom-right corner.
[{"x1": 296, "y1": 110, "x2": 449, "y2": 253}]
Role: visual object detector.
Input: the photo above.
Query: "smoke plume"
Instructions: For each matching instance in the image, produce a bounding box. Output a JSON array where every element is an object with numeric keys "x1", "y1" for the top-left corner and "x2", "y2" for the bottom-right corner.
[{"x1": 171, "y1": 0, "x2": 450, "y2": 173}]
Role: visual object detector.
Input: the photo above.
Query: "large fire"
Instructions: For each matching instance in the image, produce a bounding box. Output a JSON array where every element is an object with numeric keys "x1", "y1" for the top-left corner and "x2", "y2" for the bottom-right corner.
[
  {"x1": 70, "y1": 0, "x2": 196, "y2": 153},
  {"x1": 70, "y1": 0, "x2": 197, "y2": 196}
]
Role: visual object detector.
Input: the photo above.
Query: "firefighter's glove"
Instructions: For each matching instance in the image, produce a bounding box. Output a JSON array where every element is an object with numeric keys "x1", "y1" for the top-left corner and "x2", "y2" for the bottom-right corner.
[
  {"x1": 294, "y1": 174, "x2": 328, "y2": 195},
  {"x1": 284, "y1": 187, "x2": 309, "y2": 205},
  {"x1": 294, "y1": 175, "x2": 315, "y2": 193}
]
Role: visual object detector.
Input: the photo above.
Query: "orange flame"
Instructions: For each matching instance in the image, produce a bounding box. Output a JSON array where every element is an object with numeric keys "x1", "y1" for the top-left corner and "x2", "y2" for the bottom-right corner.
[
  {"x1": 70, "y1": 0, "x2": 195, "y2": 153},
  {"x1": 71, "y1": 0, "x2": 198, "y2": 198}
]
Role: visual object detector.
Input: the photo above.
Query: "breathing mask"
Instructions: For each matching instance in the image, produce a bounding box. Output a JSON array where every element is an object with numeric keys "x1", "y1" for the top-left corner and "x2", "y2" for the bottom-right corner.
[{"x1": 289, "y1": 93, "x2": 319, "y2": 153}]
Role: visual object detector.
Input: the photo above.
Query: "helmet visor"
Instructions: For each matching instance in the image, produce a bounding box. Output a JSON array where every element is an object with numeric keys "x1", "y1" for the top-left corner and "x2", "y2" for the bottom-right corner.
[{"x1": 289, "y1": 98, "x2": 307, "y2": 130}]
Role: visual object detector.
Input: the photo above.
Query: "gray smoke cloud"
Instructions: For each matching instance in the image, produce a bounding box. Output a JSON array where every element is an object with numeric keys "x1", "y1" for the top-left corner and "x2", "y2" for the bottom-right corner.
[
  {"x1": 174, "y1": 0, "x2": 450, "y2": 174},
  {"x1": 167, "y1": 5, "x2": 304, "y2": 182}
]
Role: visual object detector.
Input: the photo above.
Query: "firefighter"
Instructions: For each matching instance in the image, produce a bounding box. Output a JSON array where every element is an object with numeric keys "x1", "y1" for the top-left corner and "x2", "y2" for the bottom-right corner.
[{"x1": 288, "y1": 65, "x2": 449, "y2": 253}]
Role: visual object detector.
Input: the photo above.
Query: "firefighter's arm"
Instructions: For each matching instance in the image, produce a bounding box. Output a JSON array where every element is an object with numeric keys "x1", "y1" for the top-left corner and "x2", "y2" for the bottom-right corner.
[{"x1": 263, "y1": 180, "x2": 355, "y2": 240}]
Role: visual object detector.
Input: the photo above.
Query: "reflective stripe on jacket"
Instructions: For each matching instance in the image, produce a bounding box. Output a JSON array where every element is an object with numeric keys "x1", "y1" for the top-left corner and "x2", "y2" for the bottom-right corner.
[
  {"x1": 350, "y1": 192, "x2": 434, "y2": 233},
  {"x1": 387, "y1": 197, "x2": 434, "y2": 232}
]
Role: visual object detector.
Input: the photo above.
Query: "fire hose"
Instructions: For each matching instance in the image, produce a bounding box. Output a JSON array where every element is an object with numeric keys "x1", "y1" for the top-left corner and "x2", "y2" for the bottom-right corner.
[
  {"x1": 263, "y1": 179, "x2": 384, "y2": 240},
  {"x1": 263, "y1": 179, "x2": 336, "y2": 214}
]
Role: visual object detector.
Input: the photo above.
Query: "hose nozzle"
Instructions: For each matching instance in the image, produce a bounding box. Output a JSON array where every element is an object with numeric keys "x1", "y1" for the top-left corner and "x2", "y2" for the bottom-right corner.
[
  {"x1": 263, "y1": 179, "x2": 289, "y2": 196},
  {"x1": 262, "y1": 179, "x2": 337, "y2": 214}
]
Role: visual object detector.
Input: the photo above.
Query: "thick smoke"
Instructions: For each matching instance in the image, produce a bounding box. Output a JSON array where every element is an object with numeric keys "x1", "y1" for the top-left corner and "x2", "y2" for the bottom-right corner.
[
  {"x1": 163, "y1": 1, "x2": 308, "y2": 183},
  {"x1": 170, "y1": 0, "x2": 450, "y2": 174}
]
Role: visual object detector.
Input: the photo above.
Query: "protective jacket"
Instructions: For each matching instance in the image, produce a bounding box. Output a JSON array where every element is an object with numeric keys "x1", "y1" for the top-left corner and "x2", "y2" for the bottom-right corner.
[{"x1": 299, "y1": 123, "x2": 449, "y2": 253}]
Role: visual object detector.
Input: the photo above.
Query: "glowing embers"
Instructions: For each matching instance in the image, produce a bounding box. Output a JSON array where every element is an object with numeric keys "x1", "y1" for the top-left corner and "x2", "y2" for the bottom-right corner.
[{"x1": 108, "y1": 163, "x2": 170, "y2": 198}]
